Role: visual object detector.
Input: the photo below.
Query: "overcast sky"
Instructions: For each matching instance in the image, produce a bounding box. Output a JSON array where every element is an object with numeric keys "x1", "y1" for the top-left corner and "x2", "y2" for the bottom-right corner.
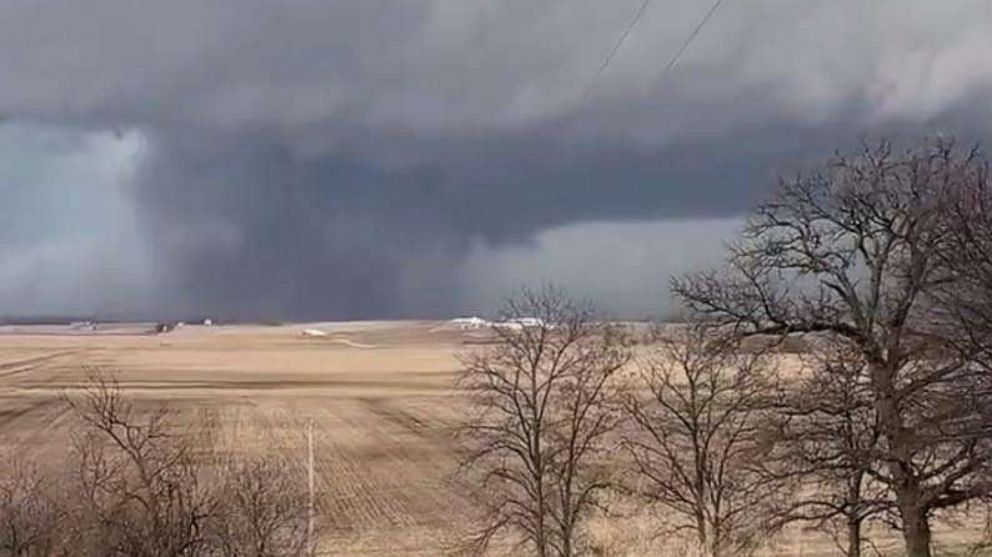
[{"x1": 1, "y1": 0, "x2": 990, "y2": 320}]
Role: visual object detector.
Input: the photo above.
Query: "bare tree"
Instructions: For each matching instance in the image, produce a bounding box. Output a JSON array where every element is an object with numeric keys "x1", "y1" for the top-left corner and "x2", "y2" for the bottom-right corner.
[
  {"x1": 64, "y1": 371, "x2": 316, "y2": 557},
  {"x1": 673, "y1": 138, "x2": 992, "y2": 557},
  {"x1": 933, "y1": 146, "x2": 992, "y2": 549},
  {"x1": 65, "y1": 370, "x2": 216, "y2": 557},
  {"x1": 933, "y1": 151, "x2": 992, "y2": 354},
  {"x1": 457, "y1": 287, "x2": 630, "y2": 557},
  {"x1": 621, "y1": 323, "x2": 784, "y2": 557},
  {"x1": 771, "y1": 339, "x2": 888, "y2": 557},
  {"x1": 208, "y1": 456, "x2": 310, "y2": 557},
  {"x1": 0, "y1": 462, "x2": 69, "y2": 556}
]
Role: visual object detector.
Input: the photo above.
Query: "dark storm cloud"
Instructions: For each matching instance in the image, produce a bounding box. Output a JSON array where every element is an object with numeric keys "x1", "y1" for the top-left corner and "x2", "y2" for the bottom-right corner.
[
  {"x1": 132, "y1": 113, "x2": 976, "y2": 319},
  {"x1": 0, "y1": 0, "x2": 990, "y2": 318}
]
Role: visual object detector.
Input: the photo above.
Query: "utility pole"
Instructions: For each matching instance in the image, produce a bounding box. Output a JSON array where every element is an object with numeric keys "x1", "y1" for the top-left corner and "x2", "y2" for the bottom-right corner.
[{"x1": 307, "y1": 418, "x2": 315, "y2": 557}]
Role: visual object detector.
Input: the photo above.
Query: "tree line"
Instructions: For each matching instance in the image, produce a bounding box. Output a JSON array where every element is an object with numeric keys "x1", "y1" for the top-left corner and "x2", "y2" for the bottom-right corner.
[{"x1": 457, "y1": 138, "x2": 992, "y2": 557}]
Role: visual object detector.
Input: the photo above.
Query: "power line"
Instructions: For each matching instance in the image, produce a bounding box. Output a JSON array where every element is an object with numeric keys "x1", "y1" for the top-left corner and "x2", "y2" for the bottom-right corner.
[
  {"x1": 579, "y1": 0, "x2": 654, "y2": 102},
  {"x1": 563, "y1": 0, "x2": 728, "y2": 127},
  {"x1": 662, "y1": 0, "x2": 727, "y2": 76}
]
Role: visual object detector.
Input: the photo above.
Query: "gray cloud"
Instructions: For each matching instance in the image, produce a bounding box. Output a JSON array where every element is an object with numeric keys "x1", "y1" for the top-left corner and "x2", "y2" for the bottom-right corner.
[
  {"x1": 0, "y1": 1, "x2": 990, "y2": 318},
  {"x1": 0, "y1": 124, "x2": 157, "y2": 318},
  {"x1": 457, "y1": 218, "x2": 743, "y2": 319}
]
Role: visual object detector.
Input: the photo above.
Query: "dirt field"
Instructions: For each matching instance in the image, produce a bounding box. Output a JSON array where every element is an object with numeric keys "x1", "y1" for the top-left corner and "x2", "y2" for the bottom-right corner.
[
  {"x1": 0, "y1": 321, "x2": 486, "y2": 555},
  {"x1": 0, "y1": 321, "x2": 985, "y2": 556}
]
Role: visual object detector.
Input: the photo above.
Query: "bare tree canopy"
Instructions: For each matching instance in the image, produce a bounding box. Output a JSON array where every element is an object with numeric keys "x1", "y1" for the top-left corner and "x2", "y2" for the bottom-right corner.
[
  {"x1": 622, "y1": 323, "x2": 785, "y2": 557},
  {"x1": 674, "y1": 138, "x2": 992, "y2": 557},
  {"x1": 210, "y1": 456, "x2": 311, "y2": 557},
  {"x1": 934, "y1": 156, "x2": 992, "y2": 361},
  {"x1": 771, "y1": 340, "x2": 888, "y2": 557},
  {"x1": 53, "y1": 370, "x2": 313, "y2": 557},
  {"x1": 0, "y1": 461, "x2": 68, "y2": 556},
  {"x1": 457, "y1": 287, "x2": 630, "y2": 557},
  {"x1": 66, "y1": 371, "x2": 216, "y2": 557}
]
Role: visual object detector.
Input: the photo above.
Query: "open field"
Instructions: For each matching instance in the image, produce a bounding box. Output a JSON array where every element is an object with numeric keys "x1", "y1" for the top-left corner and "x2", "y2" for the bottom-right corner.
[{"x1": 0, "y1": 321, "x2": 986, "y2": 556}]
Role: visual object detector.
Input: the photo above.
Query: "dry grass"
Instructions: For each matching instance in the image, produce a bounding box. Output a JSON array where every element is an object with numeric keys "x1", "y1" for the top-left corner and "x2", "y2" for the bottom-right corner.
[{"x1": 0, "y1": 321, "x2": 987, "y2": 556}]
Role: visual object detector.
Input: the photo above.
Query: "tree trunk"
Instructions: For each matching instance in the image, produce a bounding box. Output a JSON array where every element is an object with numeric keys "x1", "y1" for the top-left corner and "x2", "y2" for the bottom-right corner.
[
  {"x1": 846, "y1": 516, "x2": 862, "y2": 557},
  {"x1": 560, "y1": 520, "x2": 573, "y2": 557},
  {"x1": 871, "y1": 364, "x2": 933, "y2": 557},
  {"x1": 901, "y1": 507, "x2": 933, "y2": 557},
  {"x1": 695, "y1": 515, "x2": 709, "y2": 557},
  {"x1": 844, "y1": 475, "x2": 864, "y2": 557},
  {"x1": 696, "y1": 534, "x2": 717, "y2": 557}
]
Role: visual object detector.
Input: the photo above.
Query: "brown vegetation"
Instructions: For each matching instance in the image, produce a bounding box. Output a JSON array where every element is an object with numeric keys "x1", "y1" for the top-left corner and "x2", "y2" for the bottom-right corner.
[{"x1": 0, "y1": 371, "x2": 311, "y2": 557}]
